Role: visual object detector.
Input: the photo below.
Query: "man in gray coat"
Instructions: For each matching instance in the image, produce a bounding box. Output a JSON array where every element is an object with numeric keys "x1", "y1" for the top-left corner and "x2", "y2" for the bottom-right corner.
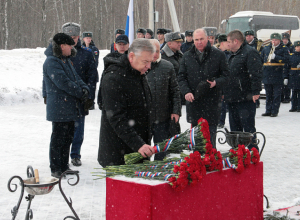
[{"x1": 147, "y1": 39, "x2": 181, "y2": 160}]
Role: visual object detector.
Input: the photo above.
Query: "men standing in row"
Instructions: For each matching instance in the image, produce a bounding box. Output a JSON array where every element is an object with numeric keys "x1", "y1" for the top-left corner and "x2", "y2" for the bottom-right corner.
[
  {"x1": 110, "y1": 29, "x2": 125, "y2": 53},
  {"x1": 281, "y1": 32, "x2": 295, "y2": 103},
  {"x1": 61, "y1": 22, "x2": 98, "y2": 166},
  {"x1": 98, "y1": 39, "x2": 155, "y2": 167},
  {"x1": 147, "y1": 39, "x2": 181, "y2": 160},
  {"x1": 157, "y1": 28, "x2": 167, "y2": 49},
  {"x1": 181, "y1": 30, "x2": 194, "y2": 53},
  {"x1": 136, "y1": 28, "x2": 147, "y2": 38},
  {"x1": 225, "y1": 30, "x2": 263, "y2": 150},
  {"x1": 261, "y1": 33, "x2": 289, "y2": 117},
  {"x1": 43, "y1": 33, "x2": 90, "y2": 178},
  {"x1": 178, "y1": 28, "x2": 229, "y2": 148},
  {"x1": 161, "y1": 32, "x2": 183, "y2": 76}
]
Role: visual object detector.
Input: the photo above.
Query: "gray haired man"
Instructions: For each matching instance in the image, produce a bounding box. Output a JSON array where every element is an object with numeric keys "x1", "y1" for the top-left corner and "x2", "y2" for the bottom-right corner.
[{"x1": 98, "y1": 39, "x2": 156, "y2": 167}]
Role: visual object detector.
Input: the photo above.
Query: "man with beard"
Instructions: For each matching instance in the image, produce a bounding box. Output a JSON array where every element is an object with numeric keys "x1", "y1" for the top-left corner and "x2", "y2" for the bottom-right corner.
[
  {"x1": 147, "y1": 39, "x2": 181, "y2": 160},
  {"x1": 98, "y1": 39, "x2": 155, "y2": 167},
  {"x1": 178, "y1": 28, "x2": 229, "y2": 148},
  {"x1": 261, "y1": 33, "x2": 289, "y2": 117}
]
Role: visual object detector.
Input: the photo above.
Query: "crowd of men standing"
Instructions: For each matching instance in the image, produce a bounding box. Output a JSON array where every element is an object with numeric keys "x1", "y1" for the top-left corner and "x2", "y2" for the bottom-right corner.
[{"x1": 43, "y1": 22, "x2": 300, "y2": 175}]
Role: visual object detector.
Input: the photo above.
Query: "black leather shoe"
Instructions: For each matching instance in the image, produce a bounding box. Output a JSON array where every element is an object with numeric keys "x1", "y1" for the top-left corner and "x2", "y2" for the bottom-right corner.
[
  {"x1": 270, "y1": 114, "x2": 278, "y2": 117},
  {"x1": 282, "y1": 100, "x2": 290, "y2": 103},
  {"x1": 261, "y1": 113, "x2": 271, "y2": 116},
  {"x1": 289, "y1": 109, "x2": 297, "y2": 112},
  {"x1": 71, "y1": 158, "x2": 82, "y2": 166},
  {"x1": 51, "y1": 171, "x2": 65, "y2": 178}
]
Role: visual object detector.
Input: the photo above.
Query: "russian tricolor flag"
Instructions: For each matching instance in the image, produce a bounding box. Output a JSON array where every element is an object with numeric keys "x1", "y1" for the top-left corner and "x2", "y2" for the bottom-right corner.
[{"x1": 125, "y1": 0, "x2": 134, "y2": 45}]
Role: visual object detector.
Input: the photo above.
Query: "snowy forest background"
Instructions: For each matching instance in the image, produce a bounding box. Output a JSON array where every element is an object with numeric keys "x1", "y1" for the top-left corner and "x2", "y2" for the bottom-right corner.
[{"x1": 1, "y1": 0, "x2": 300, "y2": 50}]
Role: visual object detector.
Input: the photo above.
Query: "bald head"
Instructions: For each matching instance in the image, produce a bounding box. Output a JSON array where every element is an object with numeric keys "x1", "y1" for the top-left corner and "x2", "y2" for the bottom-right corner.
[{"x1": 149, "y1": 39, "x2": 160, "y2": 62}]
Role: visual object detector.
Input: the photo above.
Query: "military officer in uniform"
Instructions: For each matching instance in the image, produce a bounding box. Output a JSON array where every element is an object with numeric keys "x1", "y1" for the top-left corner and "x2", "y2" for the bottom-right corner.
[
  {"x1": 281, "y1": 32, "x2": 295, "y2": 103},
  {"x1": 136, "y1": 28, "x2": 147, "y2": 38},
  {"x1": 261, "y1": 33, "x2": 289, "y2": 117},
  {"x1": 181, "y1": 30, "x2": 194, "y2": 53},
  {"x1": 110, "y1": 29, "x2": 125, "y2": 53},
  {"x1": 157, "y1": 28, "x2": 167, "y2": 49},
  {"x1": 203, "y1": 27, "x2": 217, "y2": 46}
]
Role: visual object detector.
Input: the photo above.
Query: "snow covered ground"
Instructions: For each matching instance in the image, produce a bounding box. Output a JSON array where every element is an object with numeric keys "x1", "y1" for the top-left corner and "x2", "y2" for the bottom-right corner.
[{"x1": 0, "y1": 48, "x2": 300, "y2": 219}]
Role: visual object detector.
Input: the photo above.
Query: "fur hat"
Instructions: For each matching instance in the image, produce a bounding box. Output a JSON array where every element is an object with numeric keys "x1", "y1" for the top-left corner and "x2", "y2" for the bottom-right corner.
[
  {"x1": 294, "y1": 41, "x2": 300, "y2": 47},
  {"x1": 82, "y1": 32, "x2": 93, "y2": 38},
  {"x1": 282, "y1": 32, "x2": 290, "y2": 40},
  {"x1": 115, "y1": 29, "x2": 125, "y2": 35},
  {"x1": 62, "y1": 22, "x2": 81, "y2": 36},
  {"x1": 136, "y1": 28, "x2": 147, "y2": 35},
  {"x1": 157, "y1": 28, "x2": 167, "y2": 35},
  {"x1": 146, "y1": 29, "x2": 154, "y2": 36},
  {"x1": 203, "y1": 27, "x2": 217, "y2": 37},
  {"x1": 270, "y1": 33, "x2": 281, "y2": 40},
  {"x1": 185, "y1": 30, "x2": 194, "y2": 37},
  {"x1": 53, "y1": 33, "x2": 75, "y2": 45},
  {"x1": 165, "y1": 32, "x2": 183, "y2": 42},
  {"x1": 244, "y1": 30, "x2": 255, "y2": 36}
]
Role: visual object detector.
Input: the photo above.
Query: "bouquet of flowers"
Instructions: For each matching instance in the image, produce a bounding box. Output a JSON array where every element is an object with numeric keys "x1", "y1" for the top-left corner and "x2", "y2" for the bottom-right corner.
[
  {"x1": 124, "y1": 118, "x2": 212, "y2": 165},
  {"x1": 222, "y1": 145, "x2": 260, "y2": 173}
]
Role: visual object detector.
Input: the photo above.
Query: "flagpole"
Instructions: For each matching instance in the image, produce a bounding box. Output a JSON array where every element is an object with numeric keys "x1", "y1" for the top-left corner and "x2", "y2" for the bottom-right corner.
[{"x1": 125, "y1": 0, "x2": 134, "y2": 45}]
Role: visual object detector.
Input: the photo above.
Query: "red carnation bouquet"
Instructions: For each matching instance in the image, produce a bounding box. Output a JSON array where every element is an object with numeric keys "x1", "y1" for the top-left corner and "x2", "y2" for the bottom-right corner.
[{"x1": 124, "y1": 118, "x2": 212, "y2": 165}]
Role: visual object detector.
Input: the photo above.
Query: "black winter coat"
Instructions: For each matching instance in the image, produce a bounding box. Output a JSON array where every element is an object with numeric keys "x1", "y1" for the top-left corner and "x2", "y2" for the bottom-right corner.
[
  {"x1": 178, "y1": 43, "x2": 229, "y2": 126},
  {"x1": 146, "y1": 57, "x2": 181, "y2": 123},
  {"x1": 98, "y1": 54, "x2": 152, "y2": 167},
  {"x1": 224, "y1": 42, "x2": 263, "y2": 103},
  {"x1": 181, "y1": 41, "x2": 194, "y2": 53},
  {"x1": 283, "y1": 51, "x2": 300, "y2": 89}
]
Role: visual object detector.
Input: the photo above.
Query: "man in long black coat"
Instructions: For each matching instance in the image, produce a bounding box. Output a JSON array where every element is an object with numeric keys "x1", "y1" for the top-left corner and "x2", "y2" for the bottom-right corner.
[
  {"x1": 178, "y1": 28, "x2": 229, "y2": 148},
  {"x1": 98, "y1": 39, "x2": 155, "y2": 167}
]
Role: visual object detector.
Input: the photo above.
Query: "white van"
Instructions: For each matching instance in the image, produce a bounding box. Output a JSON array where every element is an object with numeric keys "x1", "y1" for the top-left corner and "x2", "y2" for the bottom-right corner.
[{"x1": 222, "y1": 11, "x2": 300, "y2": 43}]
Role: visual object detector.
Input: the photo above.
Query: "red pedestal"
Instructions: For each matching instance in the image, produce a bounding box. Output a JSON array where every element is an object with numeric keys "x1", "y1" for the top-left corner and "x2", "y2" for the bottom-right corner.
[{"x1": 106, "y1": 162, "x2": 263, "y2": 220}]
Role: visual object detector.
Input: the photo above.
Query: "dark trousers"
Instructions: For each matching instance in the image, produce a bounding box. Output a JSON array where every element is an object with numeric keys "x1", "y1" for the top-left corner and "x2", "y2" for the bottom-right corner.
[
  {"x1": 219, "y1": 99, "x2": 227, "y2": 125},
  {"x1": 227, "y1": 100, "x2": 258, "y2": 151},
  {"x1": 281, "y1": 85, "x2": 291, "y2": 101},
  {"x1": 291, "y1": 89, "x2": 300, "y2": 110},
  {"x1": 71, "y1": 116, "x2": 85, "y2": 159},
  {"x1": 264, "y1": 84, "x2": 282, "y2": 115},
  {"x1": 191, "y1": 121, "x2": 217, "y2": 149},
  {"x1": 49, "y1": 121, "x2": 75, "y2": 173},
  {"x1": 152, "y1": 121, "x2": 170, "y2": 160}
]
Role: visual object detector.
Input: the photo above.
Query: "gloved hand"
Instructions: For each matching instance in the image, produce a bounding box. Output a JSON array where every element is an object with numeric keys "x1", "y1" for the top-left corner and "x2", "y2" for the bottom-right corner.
[
  {"x1": 284, "y1": 79, "x2": 288, "y2": 86},
  {"x1": 81, "y1": 89, "x2": 89, "y2": 103},
  {"x1": 271, "y1": 53, "x2": 276, "y2": 60}
]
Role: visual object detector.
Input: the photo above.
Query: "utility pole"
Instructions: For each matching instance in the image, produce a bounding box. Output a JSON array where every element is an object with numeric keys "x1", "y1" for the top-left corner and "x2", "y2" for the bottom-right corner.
[
  {"x1": 166, "y1": 0, "x2": 180, "y2": 32},
  {"x1": 149, "y1": 0, "x2": 154, "y2": 31}
]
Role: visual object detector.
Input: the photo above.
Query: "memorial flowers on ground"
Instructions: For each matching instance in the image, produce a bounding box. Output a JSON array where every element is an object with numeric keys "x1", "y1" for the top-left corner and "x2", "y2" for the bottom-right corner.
[{"x1": 94, "y1": 118, "x2": 261, "y2": 191}]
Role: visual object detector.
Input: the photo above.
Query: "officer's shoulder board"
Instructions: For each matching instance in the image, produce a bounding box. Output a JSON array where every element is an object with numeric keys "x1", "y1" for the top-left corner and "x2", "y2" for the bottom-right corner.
[
  {"x1": 81, "y1": 45, "x2": 93, "y2": 53},
  {"x1": 290, "y1": 53, "x2": 294, "y2": 56},
  {"x1": 283, "y1": 45, "x2": 286, "y2": 47}
]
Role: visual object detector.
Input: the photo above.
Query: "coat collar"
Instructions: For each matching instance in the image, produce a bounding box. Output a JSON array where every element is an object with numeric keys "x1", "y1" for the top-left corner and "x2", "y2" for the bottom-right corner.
[{"x1": 162, "y1": 44, "x2": 183, "y2": 57}]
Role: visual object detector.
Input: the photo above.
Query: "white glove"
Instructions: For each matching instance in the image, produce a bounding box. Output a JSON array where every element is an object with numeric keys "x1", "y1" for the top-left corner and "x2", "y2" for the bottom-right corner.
[
  {"x1": 271, "y1": 53, "x2": 276, "y2": 60},
  {"x1": 284, "y1": 79, "x2": 288, "y2": 86},
  {"x1": 297, "y1": 63, "x2": 300, "y2": 69}
]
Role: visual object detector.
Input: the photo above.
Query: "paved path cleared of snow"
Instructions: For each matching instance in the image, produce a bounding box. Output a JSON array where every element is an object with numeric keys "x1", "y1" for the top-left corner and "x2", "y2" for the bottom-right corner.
[{"x1": 0, "y1": 101, "x2": 300, "y2": 219}]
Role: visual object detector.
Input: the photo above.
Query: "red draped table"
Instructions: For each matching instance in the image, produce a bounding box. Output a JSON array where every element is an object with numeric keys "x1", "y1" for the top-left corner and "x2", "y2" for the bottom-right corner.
[{"x1": 106, "y1": 162, "x2": 263, "y2": 220}]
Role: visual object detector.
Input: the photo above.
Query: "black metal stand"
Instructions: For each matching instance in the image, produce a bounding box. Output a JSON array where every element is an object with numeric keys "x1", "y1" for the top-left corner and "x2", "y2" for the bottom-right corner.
[{"x1": 7, "y1": 166, "x2": 81, "y2": 220}]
